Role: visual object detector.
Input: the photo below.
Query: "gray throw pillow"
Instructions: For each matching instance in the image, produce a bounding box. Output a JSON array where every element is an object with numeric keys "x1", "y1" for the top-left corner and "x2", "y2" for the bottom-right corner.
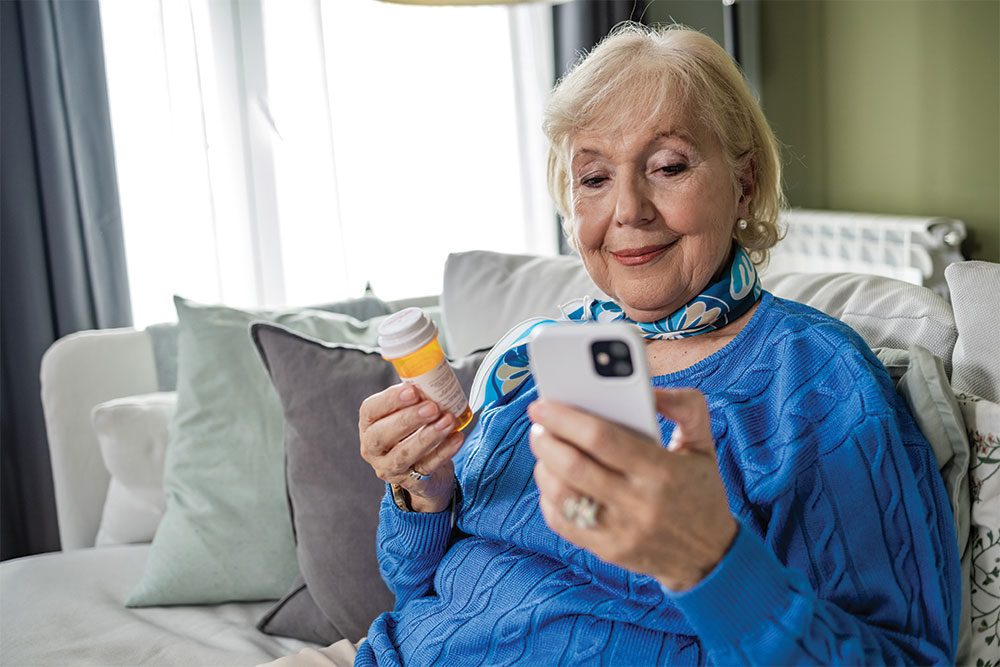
[{"x1": 251, "y1": 322, "x2": 486, "y2": 645}]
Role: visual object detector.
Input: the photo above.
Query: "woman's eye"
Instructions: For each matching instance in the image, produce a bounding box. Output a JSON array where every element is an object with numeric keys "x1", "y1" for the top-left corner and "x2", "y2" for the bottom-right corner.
[
  {"x1": 659, "y1": 163, "x2": 687, "y2": 176},
  {"x1": 580, "y1": 175, "x2": 607, "y2": 188}
]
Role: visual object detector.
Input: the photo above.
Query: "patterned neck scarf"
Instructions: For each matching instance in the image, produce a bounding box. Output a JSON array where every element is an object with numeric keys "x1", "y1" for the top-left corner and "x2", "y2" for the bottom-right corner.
[
  {"x1": 469, "y1": 244, "x2": 762, "y2": 412},
  {"x1": 560, "y1": 243, "x2": 762, "y2": 339}
]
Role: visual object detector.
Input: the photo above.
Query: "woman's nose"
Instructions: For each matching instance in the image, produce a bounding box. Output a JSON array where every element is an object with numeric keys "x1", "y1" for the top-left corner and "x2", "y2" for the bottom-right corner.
[{"x1": 613, "y1": 176, "x2": 654, "y2": 227}]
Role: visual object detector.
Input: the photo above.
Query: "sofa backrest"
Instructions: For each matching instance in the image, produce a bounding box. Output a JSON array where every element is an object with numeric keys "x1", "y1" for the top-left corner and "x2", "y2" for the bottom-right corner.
[{"x1": 441, "y1": 250, "x2": 958, "y2": 370}]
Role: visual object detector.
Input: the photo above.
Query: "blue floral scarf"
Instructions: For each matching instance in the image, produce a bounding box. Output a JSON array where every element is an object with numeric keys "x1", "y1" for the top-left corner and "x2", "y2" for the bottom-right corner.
[{"x1": 468, "y1": 244, "x2": 762, "y2": 412}]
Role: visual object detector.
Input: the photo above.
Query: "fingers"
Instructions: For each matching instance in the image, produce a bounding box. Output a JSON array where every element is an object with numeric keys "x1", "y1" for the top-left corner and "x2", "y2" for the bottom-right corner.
[
  {"x1": 653, "y1": 388, "x2": 714, "y2": 455},
  {"x1": 360, "y1": 386, "x2": 442, "y2": 458},
  {"x1": 527, "y1": 400, "x2": 659, "y2": 474},
  {"x1": 359, "y1": 383, "x2": 465, "y2": 484},
  {"x1": 411, "y1": 430, "x2": 465, "y2": 478},
  {"x1": 384, "y1": 412, "x2": 458, "y2": 475},
  {"x1": 359, "y1": 383, "x2": 421, "y2": 428},
  {"x1": 533, "y1": 456, "x2": 635, "y2": 558},
  {"x1": 528, "y1": 423, "x2": 627, "y2": 506}
]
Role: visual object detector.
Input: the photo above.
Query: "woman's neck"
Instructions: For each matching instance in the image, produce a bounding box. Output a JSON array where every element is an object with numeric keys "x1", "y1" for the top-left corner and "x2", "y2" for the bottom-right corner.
[{"x1": 644, "y1": 300, "x2": 760, "y2": 376}]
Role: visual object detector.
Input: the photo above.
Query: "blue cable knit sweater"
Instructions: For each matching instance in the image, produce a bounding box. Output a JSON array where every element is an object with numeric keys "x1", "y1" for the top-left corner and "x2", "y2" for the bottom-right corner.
[{"x1": 356, "y1": 293, "x2": 960, "y2": 666}]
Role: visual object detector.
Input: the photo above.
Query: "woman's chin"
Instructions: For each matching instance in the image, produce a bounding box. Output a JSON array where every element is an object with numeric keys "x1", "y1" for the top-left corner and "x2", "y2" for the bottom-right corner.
[
  {"x1": 612, "y1": 286, "x2": 690, "y2": 322},
  {"x1": 617, "y1": 302, "x2": 680, "y2": 324}
]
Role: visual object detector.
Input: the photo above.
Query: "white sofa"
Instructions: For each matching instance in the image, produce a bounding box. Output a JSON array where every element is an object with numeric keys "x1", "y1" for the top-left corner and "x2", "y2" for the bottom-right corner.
[{"x1": 1, "y1": 250, "x2": 997, "y2": 666}]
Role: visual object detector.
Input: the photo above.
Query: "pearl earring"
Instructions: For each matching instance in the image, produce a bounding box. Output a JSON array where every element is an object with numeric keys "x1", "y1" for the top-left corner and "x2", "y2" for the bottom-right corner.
[{"x1": 737, "y1": 219, "x2": 748, "y2": 231}]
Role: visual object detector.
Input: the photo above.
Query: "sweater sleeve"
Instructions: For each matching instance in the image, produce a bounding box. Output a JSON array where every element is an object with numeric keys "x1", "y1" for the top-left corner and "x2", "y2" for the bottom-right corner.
[
  {"x1": 375, "y1": 485, "x2": 455, "y2": 609},
  {"x1": 667, "y1": 408, "x2": 961, "y2": 665}
]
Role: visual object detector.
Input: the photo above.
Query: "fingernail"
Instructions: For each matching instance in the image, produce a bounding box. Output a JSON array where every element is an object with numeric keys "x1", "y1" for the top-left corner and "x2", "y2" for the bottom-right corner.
[
  {"x1": 418, "y1": 403, "x2": 438, "y2": 418},
  {"x1": 401, "y1": 386, "x2": 416, "y2": 402},
  {"x1": 530, "y1": 423, "x2": 545, "y2": 438},
  {"x1": 434, "y1": 414, "x2": 453, "y2": 431},
  {"x1": 529, "y1": 401, "x2": 545, "y2": 420}
]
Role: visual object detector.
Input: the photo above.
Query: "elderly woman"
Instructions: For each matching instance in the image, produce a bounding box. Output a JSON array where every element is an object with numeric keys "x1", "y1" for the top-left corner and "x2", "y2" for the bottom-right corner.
[{"x1": 356, "y1": 24, "x2": 960, "y2": 666}]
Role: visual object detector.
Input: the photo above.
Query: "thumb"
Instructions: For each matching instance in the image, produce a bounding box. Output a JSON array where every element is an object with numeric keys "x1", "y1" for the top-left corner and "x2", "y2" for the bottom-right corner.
[{"x1": 654, "y1": 388, "x2": 715, "y2": 455}]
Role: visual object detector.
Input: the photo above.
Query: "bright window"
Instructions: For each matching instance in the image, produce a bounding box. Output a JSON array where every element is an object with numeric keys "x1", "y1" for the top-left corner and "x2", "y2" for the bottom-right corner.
[{"x1": 101, "y1": 0, "x2": 556, "y2": 327}]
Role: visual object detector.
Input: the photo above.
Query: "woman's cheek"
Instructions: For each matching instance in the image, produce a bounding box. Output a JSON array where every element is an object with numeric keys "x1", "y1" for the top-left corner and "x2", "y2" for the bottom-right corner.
[{"x1": 572, "y1": 204, "x2": 607, "y2": 253}]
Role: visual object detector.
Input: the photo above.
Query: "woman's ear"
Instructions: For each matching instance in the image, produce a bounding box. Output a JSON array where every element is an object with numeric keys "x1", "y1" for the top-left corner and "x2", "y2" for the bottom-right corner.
[{"x1": 737, "y1": 154, "x2": 756, "y2": 218}]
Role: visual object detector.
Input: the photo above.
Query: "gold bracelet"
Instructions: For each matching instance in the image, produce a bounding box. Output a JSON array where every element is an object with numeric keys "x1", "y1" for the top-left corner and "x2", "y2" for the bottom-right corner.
[
  {"x1": 390, "y1": 483, "x2": 414, "y2": 512},
  {"x1": 390, "y1": 479, "x2": 458, "y2": 514}
]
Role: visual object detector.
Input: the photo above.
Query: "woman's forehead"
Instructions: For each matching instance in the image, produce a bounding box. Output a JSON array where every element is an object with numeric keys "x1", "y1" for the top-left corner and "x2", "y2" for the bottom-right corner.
[{"x1": 570, "y1": 107, "x2": 713, "y2": 159}]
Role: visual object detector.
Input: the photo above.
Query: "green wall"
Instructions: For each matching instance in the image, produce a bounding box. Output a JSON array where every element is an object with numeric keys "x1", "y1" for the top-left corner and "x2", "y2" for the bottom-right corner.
[
  {"x1": 760, "y1": 0, "x2": 999, "y2": 261},
  {"x1": 645, "y1": 0, "x2": 999, "y2": 261}
]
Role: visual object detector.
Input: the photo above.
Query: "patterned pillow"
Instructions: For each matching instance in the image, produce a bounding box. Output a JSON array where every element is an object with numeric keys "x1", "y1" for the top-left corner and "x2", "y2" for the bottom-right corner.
[{"x1": 958, "y1": 393, "x2": 1000, "y2": 664}]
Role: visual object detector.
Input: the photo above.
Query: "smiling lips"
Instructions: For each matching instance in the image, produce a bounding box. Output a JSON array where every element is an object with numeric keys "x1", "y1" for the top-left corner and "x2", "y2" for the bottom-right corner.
[{"x1": 610, "y1": 242, "x2": 674, "y2": 266}]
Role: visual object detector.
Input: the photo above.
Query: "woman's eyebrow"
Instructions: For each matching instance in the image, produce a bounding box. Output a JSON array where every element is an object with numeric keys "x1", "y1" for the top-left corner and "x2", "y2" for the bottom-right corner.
[
  {"x1": 571, "y1": 147, "x2": 603, "y2": 164},
  {"x1": 650, "y1": 129, "x2": 694, "y2": 147},
  {"x1": 571, "y1": 130, "x2": 696, "y2": 167}
]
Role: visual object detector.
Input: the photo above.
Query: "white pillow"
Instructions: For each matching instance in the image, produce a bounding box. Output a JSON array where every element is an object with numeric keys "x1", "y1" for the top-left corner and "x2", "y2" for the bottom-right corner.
[
  {"x1": 947, "y1": 261, "x2": 1000, "y2": 403},
  {"x1": 92, "y1": 392, "x2": 176, "y2": 546},
  {"x1": 763, "y1": 271, "x2": 957, "y2": 375},
  {"x1": 441, "y1": 251, "x2": 607, "y2": 357}
]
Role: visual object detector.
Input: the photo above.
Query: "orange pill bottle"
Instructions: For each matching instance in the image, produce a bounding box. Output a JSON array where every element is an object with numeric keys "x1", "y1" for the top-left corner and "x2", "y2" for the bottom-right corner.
[{"x1": 378, "y1": 308, "x2": 473, "y2": 431}]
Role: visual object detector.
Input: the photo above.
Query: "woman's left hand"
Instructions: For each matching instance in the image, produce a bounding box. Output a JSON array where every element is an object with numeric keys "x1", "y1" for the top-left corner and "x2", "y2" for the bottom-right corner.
[{"x1": 528, "y1": 388, "x2": 738, "y2": 592}]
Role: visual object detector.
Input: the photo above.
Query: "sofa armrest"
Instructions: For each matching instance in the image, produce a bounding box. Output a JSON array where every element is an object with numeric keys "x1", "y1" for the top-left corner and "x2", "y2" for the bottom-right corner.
[{"x1": 40, "y1": 328, "x2": 159, "y2": 550}]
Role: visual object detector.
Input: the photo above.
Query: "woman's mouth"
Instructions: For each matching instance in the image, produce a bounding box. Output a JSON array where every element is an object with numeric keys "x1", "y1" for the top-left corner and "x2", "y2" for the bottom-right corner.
[{"x1": 610, "y1": 243, "x2": 673, "y2": 266}]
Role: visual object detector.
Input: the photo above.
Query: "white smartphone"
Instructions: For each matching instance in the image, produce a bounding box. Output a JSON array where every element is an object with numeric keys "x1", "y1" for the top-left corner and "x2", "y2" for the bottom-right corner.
[{"x1": 528, "y1": 322, "x2": 660, "y2": 442}]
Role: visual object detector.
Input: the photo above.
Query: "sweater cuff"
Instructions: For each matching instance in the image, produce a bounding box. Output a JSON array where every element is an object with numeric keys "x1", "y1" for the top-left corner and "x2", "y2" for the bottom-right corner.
[
  {"x1": 382, "y1": 485, "x2": 454, "y2": 555},
  {"x1": 665, "y1": 523, "x2": 796, "y2": 649}
]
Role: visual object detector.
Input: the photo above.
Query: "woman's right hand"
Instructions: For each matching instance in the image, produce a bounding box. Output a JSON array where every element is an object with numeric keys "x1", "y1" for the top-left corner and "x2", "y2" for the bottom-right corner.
[{"x1": 359, "y1": 383, "x2": 465, "y2": 513}]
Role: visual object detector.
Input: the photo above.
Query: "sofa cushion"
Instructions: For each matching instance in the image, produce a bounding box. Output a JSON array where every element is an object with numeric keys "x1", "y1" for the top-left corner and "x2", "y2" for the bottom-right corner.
[
  {"x1": 127, "y1": 297, "x2": 434, "y2": 607},
  {"x1": 0, "y1": 545, "x2": 315, "y2": 666},
  {"x1": 92, "y1": 392, "x2": 175, "y2": 546},
  {"x1": 251, "y1": 322, "x2": 486, "y2": 645},
  {"x1": 947, "y1": 261, "x2": 1000, "y2": 403}
]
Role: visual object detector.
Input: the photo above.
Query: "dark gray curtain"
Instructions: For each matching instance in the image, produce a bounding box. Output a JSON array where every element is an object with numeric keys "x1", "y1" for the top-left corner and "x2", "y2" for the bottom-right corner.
[
  {"x1": 552, "y1": 0, "x2": 647, "y2": 81},
  {"x1": 1, "y1": 0, "x2": 132, "y2": 560}
]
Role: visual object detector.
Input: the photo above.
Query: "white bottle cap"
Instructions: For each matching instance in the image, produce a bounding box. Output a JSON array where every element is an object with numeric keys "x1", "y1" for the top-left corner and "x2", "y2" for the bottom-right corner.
[{"x1": 377, "y1": 308, "x2": 438, "y2": 359}]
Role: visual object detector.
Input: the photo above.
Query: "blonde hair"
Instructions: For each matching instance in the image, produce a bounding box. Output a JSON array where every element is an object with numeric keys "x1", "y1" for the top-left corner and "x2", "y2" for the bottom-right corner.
[{"x1": 543, "y1": 23, "x2": 784, "y2": 265}]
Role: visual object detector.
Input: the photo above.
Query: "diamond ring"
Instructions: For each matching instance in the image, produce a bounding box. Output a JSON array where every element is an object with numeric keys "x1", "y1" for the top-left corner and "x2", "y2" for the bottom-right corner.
[{"x1": 562, "y1": 495, "x2": 599, "y2": 529}]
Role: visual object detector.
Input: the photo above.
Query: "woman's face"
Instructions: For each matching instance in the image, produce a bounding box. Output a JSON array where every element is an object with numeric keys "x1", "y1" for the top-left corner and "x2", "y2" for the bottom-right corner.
[{"x1": 570, "y1": 109, "x2": 751, "y2": 323}]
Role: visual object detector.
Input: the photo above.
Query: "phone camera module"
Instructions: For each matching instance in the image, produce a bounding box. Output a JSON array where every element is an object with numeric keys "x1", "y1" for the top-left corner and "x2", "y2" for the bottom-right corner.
[{"x1": 592, "y1": 340, "x2": 634, "y2": 377}]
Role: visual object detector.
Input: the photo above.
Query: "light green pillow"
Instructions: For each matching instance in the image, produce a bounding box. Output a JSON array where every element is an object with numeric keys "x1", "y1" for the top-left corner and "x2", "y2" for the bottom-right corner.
[{"x1": 127, "y1": 297, "x2": 437, "y2": 606}]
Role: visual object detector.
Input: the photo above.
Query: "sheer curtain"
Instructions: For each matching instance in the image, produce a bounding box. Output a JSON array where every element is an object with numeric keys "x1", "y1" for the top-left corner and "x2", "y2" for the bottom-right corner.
[{"x1": 100, "y1": 0, "x2": 556, "y2": 327}]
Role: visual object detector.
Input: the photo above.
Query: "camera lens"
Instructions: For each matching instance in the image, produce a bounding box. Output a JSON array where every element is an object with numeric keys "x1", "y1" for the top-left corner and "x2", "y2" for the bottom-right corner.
[{"x1": 592, "y1": 339, "x2": 633, "y2": 377}]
